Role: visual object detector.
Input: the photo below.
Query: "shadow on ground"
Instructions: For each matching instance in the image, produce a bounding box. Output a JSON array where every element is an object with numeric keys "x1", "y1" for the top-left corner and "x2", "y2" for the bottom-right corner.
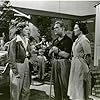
[
  {"x1": 0, "y1": 86, "x2": 10, "y2": 100},
  {"x1": 29, "y1": 89, "x2": 54, "y2": 100},
  {"x1": 0, "y1": 87, "x2": 54, "y2": 100}
]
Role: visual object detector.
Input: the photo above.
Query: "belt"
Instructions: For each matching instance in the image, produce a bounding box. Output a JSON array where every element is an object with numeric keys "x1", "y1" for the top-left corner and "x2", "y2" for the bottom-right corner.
[{"x1": 54, "y1": 56, "x2": 69, "y2": 60}]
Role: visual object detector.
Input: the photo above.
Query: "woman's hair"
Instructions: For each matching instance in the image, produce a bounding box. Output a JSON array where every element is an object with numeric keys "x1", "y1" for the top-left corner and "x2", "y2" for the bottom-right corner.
[
  {"x1": 75, "y1": 22, "x2": 88, "y2": 35},
  {"x1": 15, "y1": 22, "x2": 28, "y2": 34}
]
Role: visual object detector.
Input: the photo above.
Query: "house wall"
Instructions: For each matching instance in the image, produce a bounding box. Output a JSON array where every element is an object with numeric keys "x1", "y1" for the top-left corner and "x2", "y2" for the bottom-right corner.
[{"x1": 94, "y1": 4, "x2": 100, "y2": 67}]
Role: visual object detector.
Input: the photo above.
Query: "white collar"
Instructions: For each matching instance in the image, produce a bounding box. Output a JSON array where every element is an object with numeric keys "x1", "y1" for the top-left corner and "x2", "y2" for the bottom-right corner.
[{"x1": 16, "y1": 35, "x2": 29, "y2": 50}]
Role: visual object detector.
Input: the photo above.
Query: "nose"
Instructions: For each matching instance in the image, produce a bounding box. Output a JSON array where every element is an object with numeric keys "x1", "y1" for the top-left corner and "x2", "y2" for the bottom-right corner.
[
  {"x1": 54, "y1": 28, "x2": 56, "y2": 31},
  {"x1": 54, "y1": 29, "x2": 56, "y2": 32},
  {"x1": 73, "y1": 29, "x2": 76, "y2": 32}
]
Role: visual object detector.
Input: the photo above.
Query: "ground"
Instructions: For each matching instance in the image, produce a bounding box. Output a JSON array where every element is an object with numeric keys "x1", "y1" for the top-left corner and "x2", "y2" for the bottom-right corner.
[
  {"x1": 1, "y1": 79, "x2": 100, "y2": 100},
  {"x1": 0, "y1": 77, "x2": 54, "y2": 100}
]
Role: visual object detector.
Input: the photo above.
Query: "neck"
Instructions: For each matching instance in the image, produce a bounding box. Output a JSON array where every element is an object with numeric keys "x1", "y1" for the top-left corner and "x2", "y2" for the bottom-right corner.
[
  {"x1": 67, "y1": 34, "x2": 72, "y2": 39},
  {"x1": 78, "y1": 32, "x2": 83, "y2": 39},
  {"x1": 20, "y1": 35, "x2": 26, "y2": 42},
  {"x1": 58, "y1": 32, "x2": 65, "y2": 41},
  {"x1": 20, "y1": 35, "x2": 24, "y2": 38},
  {"x1": 60, "y1": 31, "x2": 65, "y2": 38}
]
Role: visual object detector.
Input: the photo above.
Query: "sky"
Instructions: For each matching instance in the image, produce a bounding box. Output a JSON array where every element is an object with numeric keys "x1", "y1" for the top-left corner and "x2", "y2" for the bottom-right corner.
[{"x1": 0, "y1": 0, "x2": 100, "y2": 16}]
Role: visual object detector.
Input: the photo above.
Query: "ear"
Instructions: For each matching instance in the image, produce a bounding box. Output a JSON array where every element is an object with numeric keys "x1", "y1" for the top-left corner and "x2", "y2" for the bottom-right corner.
[{"x1": 62, "y1": 27, "x2": 65, "y2": 31}]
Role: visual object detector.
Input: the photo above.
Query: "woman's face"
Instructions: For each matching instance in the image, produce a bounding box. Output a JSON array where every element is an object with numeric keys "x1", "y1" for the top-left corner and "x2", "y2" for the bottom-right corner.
[
  {"x1": 73, "y1": 24, "x2": 81, "y2": 36},
  {"x1": 22, "y1": 25, "x2": 30, "y2": 38}
]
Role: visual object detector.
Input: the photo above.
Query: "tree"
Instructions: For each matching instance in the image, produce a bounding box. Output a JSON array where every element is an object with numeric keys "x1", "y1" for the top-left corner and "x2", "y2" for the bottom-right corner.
[{"x1": 0, "y1": 0, "x2": 13, "y2": 42}]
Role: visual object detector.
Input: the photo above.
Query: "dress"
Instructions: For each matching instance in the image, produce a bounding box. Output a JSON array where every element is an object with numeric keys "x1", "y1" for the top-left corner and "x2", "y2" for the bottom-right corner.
[
  {"x1": 68, "y1": 35, "x2": 91, "y2": 100},
  {"x1": 52, "y1": 35, "x2": 73, "y2": 100},
  {"x1": 9, "y1": 35, "x2": 31, "y2": 100}
]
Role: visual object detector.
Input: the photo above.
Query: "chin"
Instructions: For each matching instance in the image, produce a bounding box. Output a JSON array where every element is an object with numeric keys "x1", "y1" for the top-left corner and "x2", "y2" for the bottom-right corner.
[
  {"x1": 55, "y1": 33, "x2": 57, "y2": 35},
  {"x1": 75, "y1": 33, "x2": 78, "y2": 36}
]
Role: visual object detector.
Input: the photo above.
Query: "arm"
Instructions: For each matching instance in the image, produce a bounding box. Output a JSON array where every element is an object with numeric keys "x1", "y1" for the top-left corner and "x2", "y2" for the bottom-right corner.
[
  {"x1": 8, "y1": 39, "x2": 19, "y2": 75},
  {"x1": 81, "y1": 39, "x2": 92, "y2": 66},
  {"x1": 49, "y1": 46, "x2": 70, "y2": 59},
  {"x1": 58, "y1": 51, "x2": 70, "y2": 59},
  {"x1": 84, "y1": 54, "x2": 92, "y2": 66}
]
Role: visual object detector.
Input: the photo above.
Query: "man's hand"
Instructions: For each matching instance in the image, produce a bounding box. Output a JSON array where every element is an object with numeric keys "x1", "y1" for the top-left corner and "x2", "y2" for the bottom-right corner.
[
  {"x1": 52, "y1": 46, "x2": 59, "y2": 54},
  {"x1": 49, "y1": 46, "x2": 59, "y2": 55}
]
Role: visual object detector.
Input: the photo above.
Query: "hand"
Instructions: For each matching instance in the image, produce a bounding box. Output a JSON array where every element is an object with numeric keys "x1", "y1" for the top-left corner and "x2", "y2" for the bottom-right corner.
[
  {"x1": 12, "y1": 68, "x2": 19, "y2": 75},
  {"x1": 52, "y1": 46, "x2": 59, "y2": 54},
  {"x1": 26, "y1": 51, "x2": 29, "y2": 57},
  {"x1": 16, "y1": 74, "x2": 20, "y2": 78},
  {"x1": 49, "y1": 48, "x2": 54, "y2": 55},
  {"x1": 48, "y1": 46, "x2": 59, "y2": 57}
]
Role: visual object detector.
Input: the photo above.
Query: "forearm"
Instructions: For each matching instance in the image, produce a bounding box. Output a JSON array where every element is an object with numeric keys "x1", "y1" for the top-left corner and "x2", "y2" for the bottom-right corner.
[
  {"x1": 58, "y1": 51, "x2": 70, "y2": 59},
  {"x1": 8, "y1": 40, "x2": 18, "y2": 75},
  {"x1": 84, "y1": 54, "x2": 92, "y2": 66}
]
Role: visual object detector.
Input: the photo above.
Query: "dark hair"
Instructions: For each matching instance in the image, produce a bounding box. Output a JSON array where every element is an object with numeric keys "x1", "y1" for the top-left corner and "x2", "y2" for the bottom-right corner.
[
  {"x1": 75, "y1": 22, "x2": 88, "y2": 35},
  {"x1": 29, "y1": 36, "x2": 37, "y2": 42},
  {"x1": 55, "y1": 21, "x2": 65, "y2": 27}
]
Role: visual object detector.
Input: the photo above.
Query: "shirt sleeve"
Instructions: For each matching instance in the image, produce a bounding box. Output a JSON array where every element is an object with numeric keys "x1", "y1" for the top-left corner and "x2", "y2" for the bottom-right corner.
[
  {"x1": 63, "y1": 37, "x2": 73, "y2": 54},
  {"x1": 8, "y1": 39, "x2": 17, "y2": 68},
  {"x1": 81, "y1": 39, "x2": 91, "y2": 54}
]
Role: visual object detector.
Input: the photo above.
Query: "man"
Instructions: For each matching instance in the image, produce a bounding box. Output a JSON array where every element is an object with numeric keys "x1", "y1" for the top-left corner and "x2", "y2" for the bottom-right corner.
[{"x1": 49, "y1": 21, "x2": 73, "y2": 100}]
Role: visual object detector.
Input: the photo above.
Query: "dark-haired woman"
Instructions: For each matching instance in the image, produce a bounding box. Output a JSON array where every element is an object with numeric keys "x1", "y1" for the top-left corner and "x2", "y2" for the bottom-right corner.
[
  {"x1": 68, "y1": 22, "x2": 91, "y2": 100},
  {"x1": 9, "y1": 22, "x2": 31, "y2": 100}
]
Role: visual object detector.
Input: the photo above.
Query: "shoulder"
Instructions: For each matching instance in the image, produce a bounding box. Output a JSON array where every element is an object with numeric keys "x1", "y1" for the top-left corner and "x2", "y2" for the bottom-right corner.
[
  {"x1": 79, "y1": 35, "x2": 91, "y2": 48},
  {"x1": 64, "y1": 35, "x2": 73, "y2": 43},
  {"x1": 64, "y1": 35, "x2": 71, "y2": 40},
  {"x1": 9, "y1": 37, "x2": 17, "y2": 44},
  {"x1": 81, "y1": 35, "x2": 90, "y2": 44}
]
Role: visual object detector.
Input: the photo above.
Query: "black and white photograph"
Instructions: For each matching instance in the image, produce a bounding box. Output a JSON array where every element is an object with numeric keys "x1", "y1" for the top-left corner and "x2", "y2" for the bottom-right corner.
[{"x1": 0, "y1": 0, "x2": 100, "y2": 100}]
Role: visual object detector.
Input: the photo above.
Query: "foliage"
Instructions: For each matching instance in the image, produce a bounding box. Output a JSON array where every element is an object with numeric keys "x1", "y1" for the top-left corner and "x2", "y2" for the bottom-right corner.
[{"x1": 36, "y1": 16, "x2": 52, "y2": 41}]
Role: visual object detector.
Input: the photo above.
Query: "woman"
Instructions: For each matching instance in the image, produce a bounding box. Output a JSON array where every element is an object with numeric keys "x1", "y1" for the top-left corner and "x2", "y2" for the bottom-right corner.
[
  {"x1": 68, "y1": 22, "x2": 91, "y2": 100},
  {"x1": 8, "y1": 22, "x2": 31, "y2": 100}
]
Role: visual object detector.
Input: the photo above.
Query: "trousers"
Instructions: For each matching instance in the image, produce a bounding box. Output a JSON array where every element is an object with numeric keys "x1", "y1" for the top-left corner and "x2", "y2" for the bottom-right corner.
[
  {"x1": 52, "y1": 59, "x2": 71, "y2": 100},
  {"x1": 10, "y1": 58, "x2": 30, "y2": 100}
]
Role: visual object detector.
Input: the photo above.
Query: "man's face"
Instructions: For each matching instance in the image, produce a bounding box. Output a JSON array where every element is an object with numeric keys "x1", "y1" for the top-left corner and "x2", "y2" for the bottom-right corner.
[{"x1": 54, "y1": 23, "x2": 63, "y2": 36}]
